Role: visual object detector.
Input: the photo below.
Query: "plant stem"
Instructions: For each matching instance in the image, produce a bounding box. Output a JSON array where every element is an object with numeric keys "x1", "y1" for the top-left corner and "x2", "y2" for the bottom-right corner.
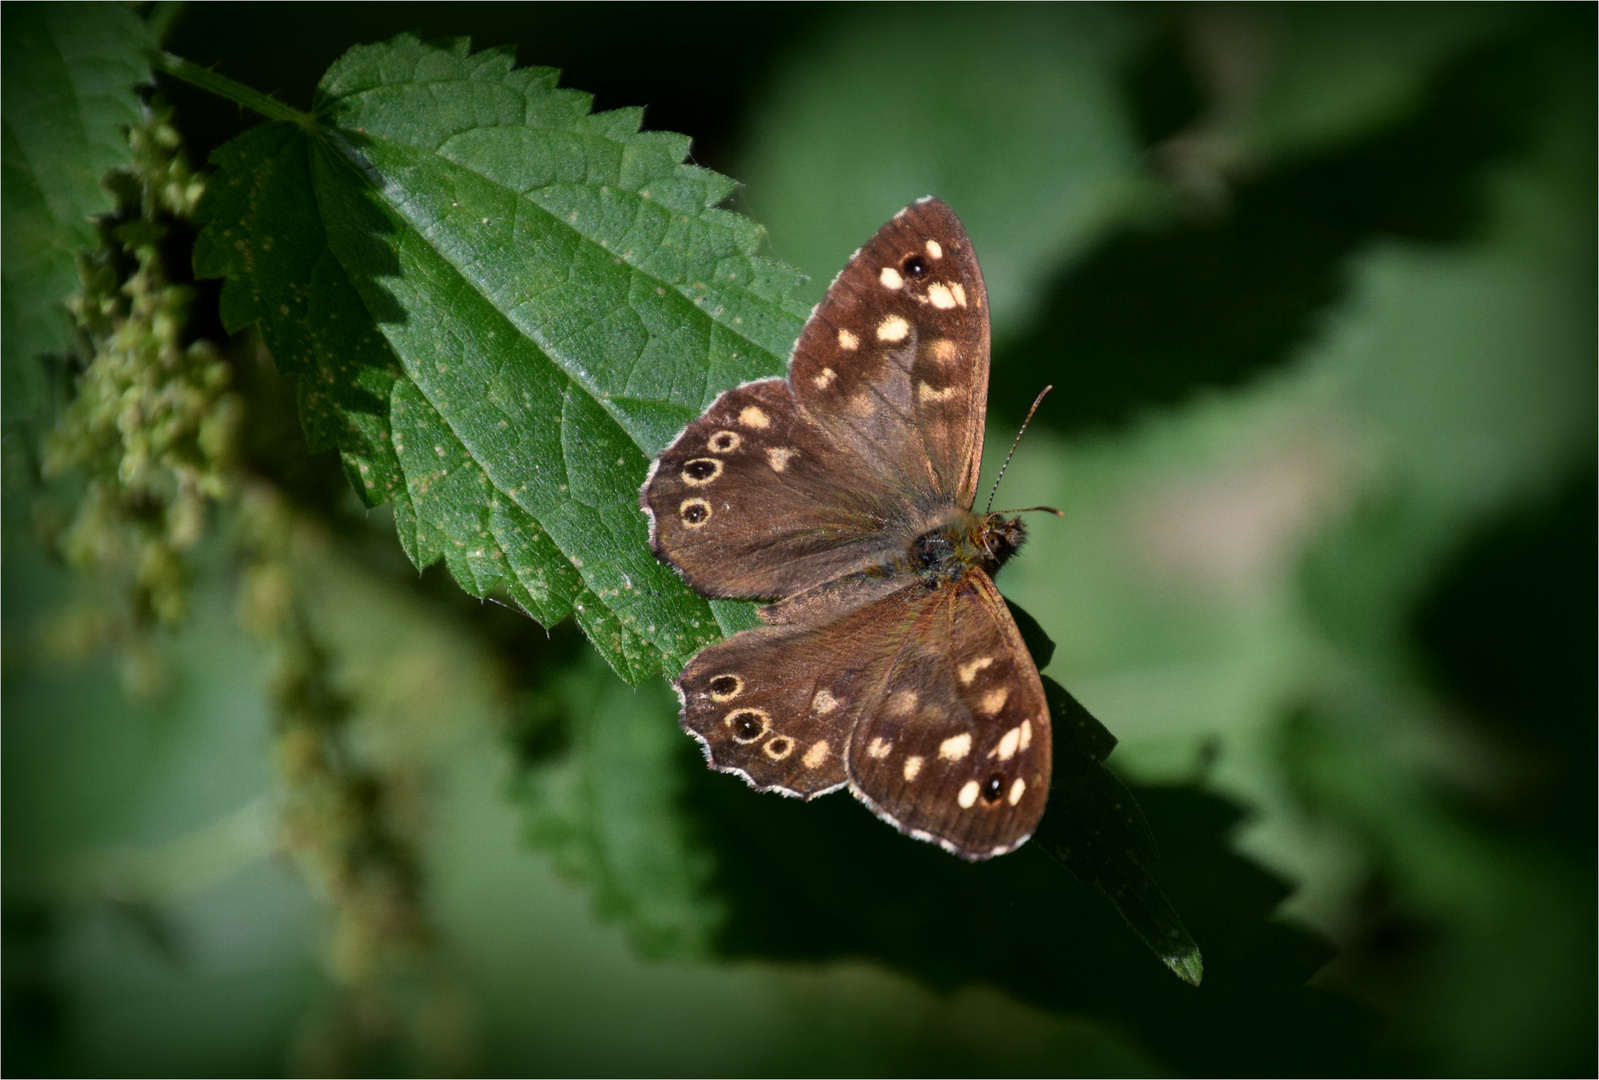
[{"x1": 149, "y1": 51, "x2": 312, "y2": 128}]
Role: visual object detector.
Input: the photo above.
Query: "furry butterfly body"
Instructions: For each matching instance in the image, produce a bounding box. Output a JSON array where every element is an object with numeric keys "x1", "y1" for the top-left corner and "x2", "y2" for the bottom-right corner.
[{"x1": 641, "y1": 198, "x2": 1049, "y2": 860}]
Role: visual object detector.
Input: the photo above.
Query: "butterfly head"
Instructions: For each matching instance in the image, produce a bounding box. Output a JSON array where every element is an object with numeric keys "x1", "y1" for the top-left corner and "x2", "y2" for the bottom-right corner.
[{"x1": 980, "y1": 513, "x2": 1028, "y2": 571}]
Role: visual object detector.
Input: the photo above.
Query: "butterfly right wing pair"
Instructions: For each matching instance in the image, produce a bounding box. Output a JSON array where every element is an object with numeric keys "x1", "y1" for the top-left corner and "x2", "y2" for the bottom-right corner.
[
  {"x1": 675, "y1": 569, "x2": 1051, "y2": 858},
  {"x1": 642, "y1": 198, "x2": 991, "y2": 601}
]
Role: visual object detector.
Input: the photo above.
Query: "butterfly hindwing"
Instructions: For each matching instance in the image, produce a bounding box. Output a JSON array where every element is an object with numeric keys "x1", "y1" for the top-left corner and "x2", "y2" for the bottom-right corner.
[
  {"x1": 674, "y1": 584, "x2": 925, "y2": 798},
  {"x1": 845, "y1": 571, "x2": 1051, "y2": 858}
]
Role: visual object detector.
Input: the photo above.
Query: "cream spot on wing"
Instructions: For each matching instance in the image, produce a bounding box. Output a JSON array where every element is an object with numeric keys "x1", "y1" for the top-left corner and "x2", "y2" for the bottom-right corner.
[
  {"x1": 707, "y1": 430, "x2": 741, "y2": 453},
  {"x1": 1009, "y1": 778, "x2": 1027, "y2": 805},
  {"x1": 847, "y1": 393, "x2": 874, "y2": 417},
  {"x1": 981, "y1": 687, "x2": 1010, "y2": 715},
  {"x1": 867, "y1": 737, "x2": 892, "y2": 759},
  {"x1": 763, "y1": 736, "x2": 794, "y2": 761},
  {"x1": 887, "y1": 689, "x2": 918, "y2": 715},
  {"x1": 1019, "y1": 719, "x2": 1033, "y2": 751},
  {"x1": 919, "y1": 381, "x2": 956, "y2": 403},
  {"x1": 939, "y1": 733, "x2": 972, "y2": 761},
  {"x1": 812, "y1": 688, "x2": 839, "y2": 715},
  {"x1": 993, "y1": 725, "x2": 1021, "y2": 761},
  {"x1": 930, "y1": 338, "x2": 958, "y2": 365},
  {"x1": 958, "y1": 780, "x2": 980, "y2": 808},
  {"x1": 680, "y1": 457, "x2": 722, "y2": 486},
  {"x1": 837, "y1": 329, "x2": 859, "y2": 351},
  {"x1": 879, "y1": 266, "x2": 904, "y2": 290},
  {"x1": 803, "y1": 740, "x2": 830, "y2": 769},
  {"x1": 903, "y1": 755, "x2": 924, "y2": 781},
  {"x1": 767, "y1": 447, "x2": 796, "y2": 472},
  {"x1": 951, "y1": 283, "x2": 968, "y2": 307},
  {"x1": 958, "y1": 656, "x2": 993, "y2": 685},
  {"x1": 812, "y1": 366, "x2": 837, "y2": 389},
  {"x1": 877, "y1": 314, "x2": 910, "y2": 342},
  {"x1": 738, "y1": 405, "x2": 770, "y2": 429},
  {"x1": 927, "y1": 282, "x2": 957, "y2": 309},
  {"x1": 925, "y1": 239, "x2": 943, "y2": 259}
]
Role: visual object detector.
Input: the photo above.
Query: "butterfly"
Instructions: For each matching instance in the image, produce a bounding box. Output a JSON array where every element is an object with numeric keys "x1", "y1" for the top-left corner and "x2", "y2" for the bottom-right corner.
[{"x1": 640, "y1": 197, "x2": 1050, "y2": 860}]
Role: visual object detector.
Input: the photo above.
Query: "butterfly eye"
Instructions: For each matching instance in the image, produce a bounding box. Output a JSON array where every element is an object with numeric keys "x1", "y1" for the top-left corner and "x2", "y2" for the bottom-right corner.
[
  {"x1": 901, "y1": 253, "x2": 929, "y2": 279},
  {"x1": 981, "y1": 773, "x2": 1006, "y2": 803}
]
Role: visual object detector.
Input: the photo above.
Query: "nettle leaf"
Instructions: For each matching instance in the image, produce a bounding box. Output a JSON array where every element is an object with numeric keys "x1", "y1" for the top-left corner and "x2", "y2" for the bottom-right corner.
[
  {"x1": 1, "y1": 4, "x2": 150, "y2": 421},
  {"x1": 194, "y1": 35, "x2": 811, "y2": 682}
]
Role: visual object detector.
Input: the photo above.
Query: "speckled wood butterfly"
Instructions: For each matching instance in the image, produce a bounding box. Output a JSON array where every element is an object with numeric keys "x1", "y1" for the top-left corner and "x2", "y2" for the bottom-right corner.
[{"x1": 641, "y1": 198, "x2": 1050, "y2": 859}]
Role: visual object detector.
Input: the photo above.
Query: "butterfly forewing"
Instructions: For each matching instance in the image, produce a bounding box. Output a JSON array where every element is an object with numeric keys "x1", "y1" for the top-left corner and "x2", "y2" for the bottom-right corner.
[
  {"x1": 846, "y1": 572, "x2": 1051, "y2": 858},
  {"x1": 788, "y1": 198, "x2": 990, "y2": 508},
  {"x1": 642, "y1": 378, "x2": 911, "y2": 598}
]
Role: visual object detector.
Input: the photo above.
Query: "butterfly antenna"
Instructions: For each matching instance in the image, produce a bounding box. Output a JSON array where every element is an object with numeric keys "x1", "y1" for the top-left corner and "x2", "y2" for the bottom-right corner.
[{"x1": 986, "y1": 385, "x2": 1053, "y2": 514}]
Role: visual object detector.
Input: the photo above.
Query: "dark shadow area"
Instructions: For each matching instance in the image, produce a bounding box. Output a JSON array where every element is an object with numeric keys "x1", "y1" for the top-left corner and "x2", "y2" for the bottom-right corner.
[
  {"x1": 686, "y1": 751, "x2": 1385, "y2": 1076},
  {"x1": 157, "y1": 3, "x2": 827, "y2": 178},
  {"x1": 989, "y1": 8, "x2": 1576, "y2": 435},
  {"x1": 1411, "y1": 468, "x2": 1598, "y2": 860}
]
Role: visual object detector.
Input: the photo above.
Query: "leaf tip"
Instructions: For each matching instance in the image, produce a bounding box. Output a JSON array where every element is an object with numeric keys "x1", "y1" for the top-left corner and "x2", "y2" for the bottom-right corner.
[{"x1": 1163, "y1": 947, "x2": 1204, "y2": 987}]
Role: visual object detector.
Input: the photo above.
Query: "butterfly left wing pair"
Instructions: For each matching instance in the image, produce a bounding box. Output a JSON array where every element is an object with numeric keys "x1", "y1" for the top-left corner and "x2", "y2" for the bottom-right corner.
[
  {"x1": 641, "y1": 198, "x2": 990, "y2": 601},
  {"x1": 675, "y1": 570, "x2": 1050, "y2": 857}
]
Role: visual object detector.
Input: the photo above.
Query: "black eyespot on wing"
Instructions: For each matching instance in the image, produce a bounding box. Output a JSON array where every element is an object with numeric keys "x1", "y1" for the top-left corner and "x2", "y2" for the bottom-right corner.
[
  {"x1": 982, "y1": 773, "x2": 1005, "y2": 803},
  {"x1": 682, "y1": 502, "x2": 709, "y2": 524},
  {"x1": 902, "y1": 253, "x2": 929, "y2": 279},
  {"x1": 684, "y1": 459, "x2": 718, "y2": 480},
  {"x1": 709, "y1": 675, "x2": 739, "y2": 696}
]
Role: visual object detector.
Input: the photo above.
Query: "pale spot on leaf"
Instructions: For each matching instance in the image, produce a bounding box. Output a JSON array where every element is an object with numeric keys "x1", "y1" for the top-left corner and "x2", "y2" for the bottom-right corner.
[
  {"x1": 958, "y1": 780, "x2": 980, "y2": 808},
  {"x1": 877, "y1": 314, "x2": 910, "y2": 342},
  {"x1": 903, "y1": 755, "x2": 924, "y2": 781},
  {"x1": 939, "y1": 733, "x2": 972, "y2": 761}
]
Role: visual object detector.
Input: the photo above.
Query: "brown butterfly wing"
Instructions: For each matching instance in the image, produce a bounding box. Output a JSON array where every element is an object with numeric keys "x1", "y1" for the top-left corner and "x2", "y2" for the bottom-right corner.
[
  {"x1": 642, "y1": 378, "x2": 912, "y2": 599},
  {"x1": 788, "y1": 197, "x2": 990, "y2": 508},
  {"x1": 678, "y1": 572, "x2": 1050, "y2": 859},
  {"x1": 642, "y1": 197, "x2": 991, "y2": 599},
  {"x1": 674, "y1": 583, "x2": 923, "y2": 797},
  {"x1": 846, "y1": 571, "x2": 1051, "y2": 859}
]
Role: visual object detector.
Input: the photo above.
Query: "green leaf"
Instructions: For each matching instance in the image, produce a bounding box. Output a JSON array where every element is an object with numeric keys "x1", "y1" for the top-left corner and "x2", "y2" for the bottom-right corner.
[
  {"x1": 1, "y1": 4, "x2": 151, "y2": 421},
  {"x1": 192, "y1": 35, "x2": 813, "y2": 682},
  {"x1": 514, "y1": 652, "x2": 723, "y2": 958}
]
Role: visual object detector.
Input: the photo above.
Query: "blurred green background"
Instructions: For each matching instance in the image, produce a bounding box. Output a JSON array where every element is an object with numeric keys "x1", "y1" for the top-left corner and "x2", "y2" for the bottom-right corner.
[{"x1": 4, "y1": 3, "x2": 1593, "y2": 1075}]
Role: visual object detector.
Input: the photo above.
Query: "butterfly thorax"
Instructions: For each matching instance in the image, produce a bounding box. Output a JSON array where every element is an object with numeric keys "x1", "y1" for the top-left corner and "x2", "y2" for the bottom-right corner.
[{"x1": 907, "y1": 510, "x2": 1026, "y2": 587}]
